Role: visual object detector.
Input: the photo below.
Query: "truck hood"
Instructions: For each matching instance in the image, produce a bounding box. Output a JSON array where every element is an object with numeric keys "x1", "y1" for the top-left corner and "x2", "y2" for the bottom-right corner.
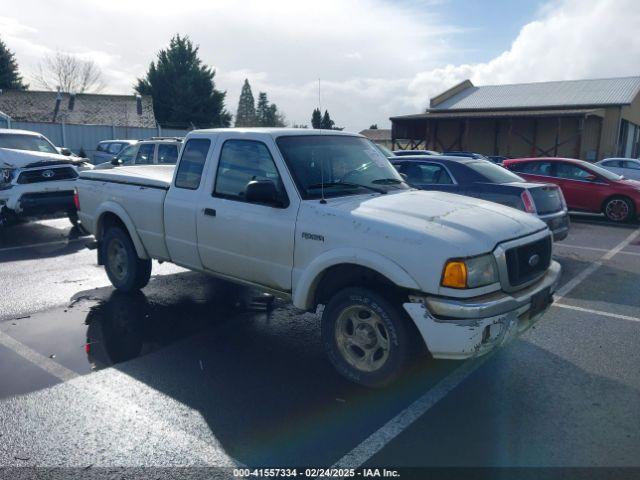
[
  {"x1": 324, "y1": 190, "x2": 547, "y2": 255},
  {"x1": 0, "y1": 148, "x2": 86, "y2": 169}
]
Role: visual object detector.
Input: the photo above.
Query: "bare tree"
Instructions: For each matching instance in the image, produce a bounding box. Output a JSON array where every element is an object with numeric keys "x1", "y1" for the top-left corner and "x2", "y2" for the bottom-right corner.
[{"x1": 33, "y1": 51, "x2": 104, "y2": 93}]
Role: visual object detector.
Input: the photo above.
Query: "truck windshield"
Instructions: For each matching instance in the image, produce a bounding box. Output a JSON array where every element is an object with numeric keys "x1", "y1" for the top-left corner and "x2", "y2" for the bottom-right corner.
[
  {"x1": 0, "y1": 134, "x2": 59, "y2": 154},
  {"x1": 276, "y1": 135, "x2": 408, "y2": 199}
]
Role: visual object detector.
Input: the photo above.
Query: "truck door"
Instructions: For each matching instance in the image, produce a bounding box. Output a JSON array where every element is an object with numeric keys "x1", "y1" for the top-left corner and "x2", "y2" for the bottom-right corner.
[
  {"x1": 196, "y1": 137, "x2": 298, "y2": 292},
  {"x1": 164, "y1": 138, "x2": 214, "y2": 269}
]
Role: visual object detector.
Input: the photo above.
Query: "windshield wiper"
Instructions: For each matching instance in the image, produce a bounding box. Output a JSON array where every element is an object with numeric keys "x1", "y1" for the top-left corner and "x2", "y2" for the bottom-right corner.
[
  {"x1": 372, "y1": 178, "x2": 408, "y2": 185},
  {"x1": 307, "y1": 181, "x2": 386, "y2": 194}
]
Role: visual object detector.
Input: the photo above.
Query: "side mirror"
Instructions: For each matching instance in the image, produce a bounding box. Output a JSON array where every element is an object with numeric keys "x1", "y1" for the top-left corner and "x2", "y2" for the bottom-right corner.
[
  {"x1": 60, "y1": 147, "x2": 72, "y2": 156},
  {"x1": 111, "y1": 157, "x2": 123, "y2": 166},
  {"x1": 245, "y1": 180, "x2": 286, "y2": 207}
]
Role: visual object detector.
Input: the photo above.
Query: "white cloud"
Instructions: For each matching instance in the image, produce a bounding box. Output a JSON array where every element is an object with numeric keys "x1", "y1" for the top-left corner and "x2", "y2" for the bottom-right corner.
[
  {"x1": 1, "y1": 0, "x2": 638, "y2": 130},
  {"x1": 404, "y1": 0, "x2": 640, "y2": 111}
]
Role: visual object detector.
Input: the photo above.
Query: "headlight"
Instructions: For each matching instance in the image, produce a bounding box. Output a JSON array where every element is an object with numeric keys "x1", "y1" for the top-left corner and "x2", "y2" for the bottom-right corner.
[
  {"x1": 441, "y1": 254, "x2": 499, "y2": 289},
  {"x1": 1, "y1": 168, "x2": 14, "y2": 184}
]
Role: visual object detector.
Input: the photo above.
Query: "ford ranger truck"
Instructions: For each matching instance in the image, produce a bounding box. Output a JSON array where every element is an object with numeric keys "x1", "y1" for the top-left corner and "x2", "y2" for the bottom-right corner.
[
  {"x1": 77, "y1": 129, "x2": 561, "y2": 387},
  {"x1": 0, "y1": 129, "x2": 93, "y2": 227}
]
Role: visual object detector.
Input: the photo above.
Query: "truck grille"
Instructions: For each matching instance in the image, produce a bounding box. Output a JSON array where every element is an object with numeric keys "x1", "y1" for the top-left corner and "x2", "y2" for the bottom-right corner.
[
  {"x1": 505, "y1": 235, "x2": 552, "y2": 287},
  {"x1": 17, "y1": 167, "x2": 78, "y2": 184}
]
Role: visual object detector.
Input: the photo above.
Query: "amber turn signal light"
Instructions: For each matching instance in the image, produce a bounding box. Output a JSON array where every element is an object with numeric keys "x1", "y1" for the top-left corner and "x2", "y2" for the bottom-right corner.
[{"x1": 441, "y1": 260, "x2": 467, "y2": 288}]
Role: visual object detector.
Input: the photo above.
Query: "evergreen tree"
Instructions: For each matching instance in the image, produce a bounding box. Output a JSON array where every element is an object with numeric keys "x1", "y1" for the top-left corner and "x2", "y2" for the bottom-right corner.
[
  {"x1": 0, "y1": 37, "x2": 27, "y2": 90},
  {"x1": 235, "y1": 79, "x2": 256, "y2": 127},
  {"x1": 311, "y1": 108, "x2": 322, "y2": 129},
  {"x1": 255, "y1": 92, "x2": 269, "y2": 127},
  {"x1": 369, "y1": 124, "x2": 378, "y2": 129},
  {"x1": 136, "y1": 34, "x2": 231, "y2": 128},
  {"x1": 320, "y1": 110, "x2": 335, "y2": 130}
]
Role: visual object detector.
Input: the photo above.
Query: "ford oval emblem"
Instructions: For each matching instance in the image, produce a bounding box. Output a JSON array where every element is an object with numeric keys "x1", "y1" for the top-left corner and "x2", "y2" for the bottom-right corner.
[
  {"x1": 528, "y1": 254, "x2": 540, "y2": 267},
  {"x1": 42, "y1": 169, "x2": 55, "y2": 178}
]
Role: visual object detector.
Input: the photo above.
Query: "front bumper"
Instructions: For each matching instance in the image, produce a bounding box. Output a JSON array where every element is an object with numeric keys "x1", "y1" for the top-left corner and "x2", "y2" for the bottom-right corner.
[
  {"x1": 0, "y1": 181, "x2": 77, "y2": 216},
  {"x1": 403, "y1": 261, "x2": 561, "y2": 360}
]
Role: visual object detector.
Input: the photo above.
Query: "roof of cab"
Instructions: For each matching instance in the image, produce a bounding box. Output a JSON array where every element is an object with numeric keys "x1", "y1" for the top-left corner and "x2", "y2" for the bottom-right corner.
[
  {"x1": 186, "y1": 128, "x2": 360, "y2": 138},
  {"x1": 0, "y1": 128, "x2": 42, "y2": 136}
]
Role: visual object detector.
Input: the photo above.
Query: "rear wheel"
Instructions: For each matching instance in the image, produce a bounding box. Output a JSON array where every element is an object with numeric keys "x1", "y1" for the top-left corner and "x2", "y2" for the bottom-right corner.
[
  {"x1": 321, "y1": 287, "x2": 412, "y2": 388},
  {"x1": 603, "y1": 196, "x2": 635, "y2": 222},
  {"x1": 102, "y1": 226, "x2": 151, "y2": 292}
]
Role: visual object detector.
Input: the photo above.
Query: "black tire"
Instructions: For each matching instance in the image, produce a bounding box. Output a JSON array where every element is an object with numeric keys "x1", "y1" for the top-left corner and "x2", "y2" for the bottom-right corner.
[
  {"x1": 101, "y1": 226, "x2": 152, "y2": 292},
  {"x1": 603, "y1": 196, "x2": 635, "y2": 223},
  {"x1": 321, "y1": 287, "x2": 412, "y2": 388}
]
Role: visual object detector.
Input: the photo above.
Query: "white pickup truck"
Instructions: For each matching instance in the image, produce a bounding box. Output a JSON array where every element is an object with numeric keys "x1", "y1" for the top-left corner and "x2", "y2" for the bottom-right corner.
[{"x1": 77, "y1": 128, "x2": 561, "y2": 387}]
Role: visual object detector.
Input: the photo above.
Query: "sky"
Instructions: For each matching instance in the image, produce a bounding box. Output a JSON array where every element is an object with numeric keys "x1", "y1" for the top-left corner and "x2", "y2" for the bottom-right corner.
[{"x1": 1, "y1": 0, "x2": 639, "y2": 131}]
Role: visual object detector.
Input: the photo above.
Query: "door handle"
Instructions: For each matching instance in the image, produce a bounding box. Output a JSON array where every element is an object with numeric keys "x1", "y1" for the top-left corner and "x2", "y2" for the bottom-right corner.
[{"x1": 203, "y1": 208, "x2": 216, "y2": 217}]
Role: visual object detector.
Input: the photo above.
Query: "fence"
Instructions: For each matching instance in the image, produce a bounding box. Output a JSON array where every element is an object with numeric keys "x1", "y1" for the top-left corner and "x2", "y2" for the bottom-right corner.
[{"x1": 0, "y1": 118, "x2": 189, "y2": 160}]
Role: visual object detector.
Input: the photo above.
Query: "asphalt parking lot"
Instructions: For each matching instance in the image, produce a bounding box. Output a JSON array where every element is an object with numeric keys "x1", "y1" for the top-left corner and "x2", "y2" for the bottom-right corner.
[{"x1": 0, "y1": 215, "x2": 639, "y2": 477}]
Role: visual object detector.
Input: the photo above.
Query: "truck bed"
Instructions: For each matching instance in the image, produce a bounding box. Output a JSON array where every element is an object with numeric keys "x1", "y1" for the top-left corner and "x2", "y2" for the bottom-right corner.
[{"x1": 80, "y1": 165, "x2": 175, "y2": 189}]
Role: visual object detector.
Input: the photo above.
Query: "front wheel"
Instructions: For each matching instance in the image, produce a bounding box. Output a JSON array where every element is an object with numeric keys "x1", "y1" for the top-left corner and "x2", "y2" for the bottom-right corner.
[
  {"x1": 102, "y1": 226, "x2": 152, "y2": 292},
  {"x1": 603, "y1": 196, "x2": 635, "y2": 222},
  {"x1": 321, "y1": 287, "x2": 412, "y2": 388}
]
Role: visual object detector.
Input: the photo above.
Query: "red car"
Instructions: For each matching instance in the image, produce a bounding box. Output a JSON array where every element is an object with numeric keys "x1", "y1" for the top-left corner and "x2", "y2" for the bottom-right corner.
[{"x1": 503, "y1": 157, "x2": 640, "y2": 223}]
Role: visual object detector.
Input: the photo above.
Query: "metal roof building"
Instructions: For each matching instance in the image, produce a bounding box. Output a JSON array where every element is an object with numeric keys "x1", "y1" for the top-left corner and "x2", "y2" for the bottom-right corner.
[{"x1": 391, "y1": 76, "x2": 640, "y2": 161}]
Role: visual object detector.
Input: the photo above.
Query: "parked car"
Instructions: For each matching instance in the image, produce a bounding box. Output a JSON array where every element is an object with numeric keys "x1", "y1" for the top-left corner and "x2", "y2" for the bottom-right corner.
[
  {"x1": 0, "y1": 128, "x2": 93, "y2": 227},
  {"x1": 442, "y1": 151, "x2": 490, "y2": 160},
  {"x1": 94, "y1": 137, "x2": 182, "y2": 170},
  {"x1": 93, "y1": 140, "x2": 137, "y2": 165},
  {"x1": 503, "y1": 157, "x2": 640, "y2": 222},
  {"x1": 487, "y1": 155, "x2": 509, "y2": 164},
  {"x1": 77, "y1": 128, "x2": 560, "y2": 387},
  {"x1": 391, "y1": 156, "x2": 569, "y2": 241},
  {"x1": 596, "y1": 158, "x2": 640, "y2": 181},
  {"x1": 392, "y1": 149, "x2": 440, "y2": 156}
]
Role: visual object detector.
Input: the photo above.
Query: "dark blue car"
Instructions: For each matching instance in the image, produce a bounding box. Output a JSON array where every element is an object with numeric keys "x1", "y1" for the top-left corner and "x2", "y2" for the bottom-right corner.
[{"x1": 391, "y1": 156, "x2": 570, "y2": 241}]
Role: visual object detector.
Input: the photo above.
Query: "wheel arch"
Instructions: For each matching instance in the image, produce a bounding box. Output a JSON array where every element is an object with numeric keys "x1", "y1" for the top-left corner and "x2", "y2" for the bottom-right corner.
[
  {"x1": 292, "y1": 248, "x2": 421, "y2": 310},
  {"x1": 96, "y1": 203, "x2": 149, "y2": 260}
]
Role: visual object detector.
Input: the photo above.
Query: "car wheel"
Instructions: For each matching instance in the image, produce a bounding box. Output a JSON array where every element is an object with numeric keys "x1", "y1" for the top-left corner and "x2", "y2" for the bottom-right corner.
[
  {"x1": 321, "y1": 287, "x2": 412, "y2": 388},
  {"x1": 603, "y1": 196, "x2": 635, "y2": 222},
  {"x1": 102, "y1": 226, "x2": 152, "y2": 292}
]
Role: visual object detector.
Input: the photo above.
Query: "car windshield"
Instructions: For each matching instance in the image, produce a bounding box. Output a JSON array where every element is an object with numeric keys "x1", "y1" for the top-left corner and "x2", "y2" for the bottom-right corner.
[
  {"x1": 580, "y1": 160, "x2": 623, "y2": 180},
  {"x1": 0, "y1": 133, "x2": 59, "y2": 154},
  {"x1": 277, "y1": 135, "x2": 408, "y2": 199},
  {"x1": 466, "y1": 160, "x2": 525, "y2": 183}
]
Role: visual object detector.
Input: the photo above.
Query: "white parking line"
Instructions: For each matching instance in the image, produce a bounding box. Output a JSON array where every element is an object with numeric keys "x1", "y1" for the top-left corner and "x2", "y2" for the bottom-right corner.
[
  {"x1": 554, "y1": 303, "x2": 640, "y2": 323},
  {"x1": 0, "y1": 330, "x2": 78, "y2": 382},
  {"x1": 556, "y1": 228, "x2": 640, "y2": 300},
  {"x1": 555, "y1": 243, "x2": 640, "y2": 257},
  {"x1": 332, "y1": 354, "x2": 493, "y2": 469},
  {"x1": 335, "y1": 226, "x2": 640, "y2": 469},
  {"x1": 0, "y1": 329, "x2": 242, "y2": 467},
  {"x1": 0, "y1": 238, "x2": 87, "y2": 253}
]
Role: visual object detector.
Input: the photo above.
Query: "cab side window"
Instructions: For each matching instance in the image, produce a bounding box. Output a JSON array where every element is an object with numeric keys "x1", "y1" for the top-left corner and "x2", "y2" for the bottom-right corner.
[
  {"x1": 175, "y1": 139, "x2": 211, "y2": 190},
  {"x1": 214, "y1": 140, "x2": 286, "y2": 203}
]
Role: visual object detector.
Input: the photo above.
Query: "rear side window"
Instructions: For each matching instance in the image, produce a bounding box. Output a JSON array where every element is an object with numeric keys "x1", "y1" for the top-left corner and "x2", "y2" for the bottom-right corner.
[
  {"x1": 511, "y1": 161, "x2": 553, "y2": 176},
  {"x1": 213, "y1": 139, "x2": 285, "y2": 201},
  {"x1": 175, "y1": 139, "x2": 211, "y2": 190},
  {"x1": 555, "y1": 163, "x2": 593, "y2": 180},
  {"x1": 399, "y1": 163, "x2": 453, "y2": 184},
  {"x1": 158, "y1": 144, "x2": 179, "y2": 164},
  {"x1": 135, "y1": 144, "x2": 155, "y2": 165},
  {"x1": 622, "y1": 160, "x2": 640, "y2": 170},
  {"x1": 97, "y1": 143, "x2": 107, "y2": 152}
]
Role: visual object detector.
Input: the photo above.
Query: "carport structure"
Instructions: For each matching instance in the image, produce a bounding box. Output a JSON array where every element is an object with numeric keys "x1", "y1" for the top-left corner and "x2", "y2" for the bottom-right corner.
[{"x1": 391, "y1": 77, "x2": 640, "y2": 161}]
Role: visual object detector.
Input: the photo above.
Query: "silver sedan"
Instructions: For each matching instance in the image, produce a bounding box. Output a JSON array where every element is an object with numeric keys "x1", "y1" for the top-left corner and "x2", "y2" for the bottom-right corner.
[{"x1": 596, "y1": 158, "x2": 640, "y2": 180}]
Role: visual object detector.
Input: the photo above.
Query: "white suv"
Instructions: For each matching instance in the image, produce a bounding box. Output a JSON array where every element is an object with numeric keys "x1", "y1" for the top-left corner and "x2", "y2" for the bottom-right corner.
[{"x1": 94, "y1": 137, "x2": 182, "y2": 170}]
